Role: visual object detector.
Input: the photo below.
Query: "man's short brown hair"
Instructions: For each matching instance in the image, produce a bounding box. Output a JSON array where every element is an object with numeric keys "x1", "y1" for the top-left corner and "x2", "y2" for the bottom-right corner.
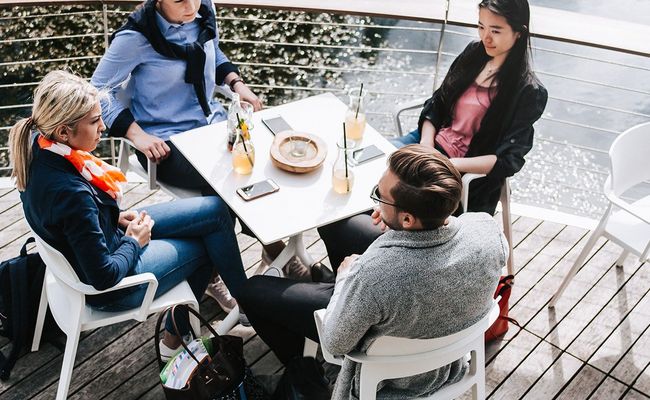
[{"x1": 388, "y1": 145, "x2": 462, "y2": 229}]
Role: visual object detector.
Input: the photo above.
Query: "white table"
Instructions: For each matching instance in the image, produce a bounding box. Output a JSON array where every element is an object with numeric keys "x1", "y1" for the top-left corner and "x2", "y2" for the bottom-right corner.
[{"x1": 171, "y1": 93, "x2": 396, "y2": 269}]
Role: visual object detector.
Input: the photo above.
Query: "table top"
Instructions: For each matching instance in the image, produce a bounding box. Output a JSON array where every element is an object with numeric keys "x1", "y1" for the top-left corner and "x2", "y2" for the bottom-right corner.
[{"x1": 171, "y1": 93, "x2": 396, "y2": 245}]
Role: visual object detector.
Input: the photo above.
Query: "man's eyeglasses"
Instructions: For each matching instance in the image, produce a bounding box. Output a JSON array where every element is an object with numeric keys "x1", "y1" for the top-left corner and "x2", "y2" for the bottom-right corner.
[{"x1": 370, "y1": 184, "x2": 399, "y2": 208}]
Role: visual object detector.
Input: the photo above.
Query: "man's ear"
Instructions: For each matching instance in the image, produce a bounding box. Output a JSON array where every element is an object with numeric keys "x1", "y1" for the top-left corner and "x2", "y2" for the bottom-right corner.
[{"x1": 400, "y1": 211, "x2": 418, "y2": 230}]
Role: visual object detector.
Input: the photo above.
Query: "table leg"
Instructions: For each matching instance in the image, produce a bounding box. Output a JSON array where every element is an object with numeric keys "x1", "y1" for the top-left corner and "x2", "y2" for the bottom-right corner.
[{"x1": 267, "y1": 233, "x2": 314, "y2": 277}]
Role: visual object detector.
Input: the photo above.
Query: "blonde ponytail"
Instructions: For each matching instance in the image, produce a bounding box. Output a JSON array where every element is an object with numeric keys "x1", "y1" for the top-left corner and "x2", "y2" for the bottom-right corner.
[
  {"x1": 9, "y1": 118, "x2": 35, "y2": 191},
  {"x1": 8, "y1": 70, "x2": 101, "y2": 191}
]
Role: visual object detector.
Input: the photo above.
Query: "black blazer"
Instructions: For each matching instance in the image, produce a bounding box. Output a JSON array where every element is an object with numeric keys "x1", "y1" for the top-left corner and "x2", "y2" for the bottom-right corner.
[
  {"x1": 418, "y1": 42, "x2": 548, "y2": 214},
  {"x1": 20, "y1": 139, "x2": 140, "y2": 305}
]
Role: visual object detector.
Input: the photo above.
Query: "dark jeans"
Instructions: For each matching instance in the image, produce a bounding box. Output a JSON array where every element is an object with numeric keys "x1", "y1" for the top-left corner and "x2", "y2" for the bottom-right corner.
[
  {"x1": 317, "y1": 211, "x2": 383, "y2": 270},
  {"x1": 238, "y1": 275, "x2": 334, "y2": 364},
  {"x1": 136, "y1": 140, "x2": 255, "y2": 237}
]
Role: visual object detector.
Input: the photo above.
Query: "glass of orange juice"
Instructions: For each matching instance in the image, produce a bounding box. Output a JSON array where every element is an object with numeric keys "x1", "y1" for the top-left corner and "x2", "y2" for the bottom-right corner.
[
  {"x1": 344, "y1": 87, "x2": 366, "y2": 147},
  {"x1": 232, "y1": 133, "x2": 255, "y2": 175}
]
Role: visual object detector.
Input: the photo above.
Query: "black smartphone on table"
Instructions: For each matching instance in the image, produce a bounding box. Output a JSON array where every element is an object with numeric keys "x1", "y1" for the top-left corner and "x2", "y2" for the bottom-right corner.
[
  {"x1": 350, "y1": 145, "x2": 385, "y2": 166},
  {"x1": 237, "y1": 179, "x2": 280, "y2": 201},
  {"x1": 262, "y1": 116, "x2": 293, "y2": 136}
]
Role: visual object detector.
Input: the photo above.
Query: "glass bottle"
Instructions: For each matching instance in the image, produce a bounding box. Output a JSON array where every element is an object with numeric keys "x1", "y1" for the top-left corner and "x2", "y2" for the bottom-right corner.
[
  {"x1": 232, "y1": 132, "x2": 255, "y2": 175},
  {"x1": 332, "y1": 141, "x2": 354, "y2": 194},
  {"x1": 226, "y1": 93, "x2": 241, "y2": 151}
]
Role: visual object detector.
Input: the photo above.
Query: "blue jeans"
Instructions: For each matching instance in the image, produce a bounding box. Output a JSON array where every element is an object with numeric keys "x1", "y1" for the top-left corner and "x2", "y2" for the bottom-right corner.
[
  {"x1": 94, "y1": 196, "x2": 246, "y2": 335},
  {"x1": 390, "y1": 129, "x2": 421, "y2": 148}
]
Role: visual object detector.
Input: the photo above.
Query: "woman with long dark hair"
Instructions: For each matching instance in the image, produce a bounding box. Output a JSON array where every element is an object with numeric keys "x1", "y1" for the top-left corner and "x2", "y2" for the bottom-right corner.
[{"x1": 318, "y1": 0, "x2": 548, "y2": 270}]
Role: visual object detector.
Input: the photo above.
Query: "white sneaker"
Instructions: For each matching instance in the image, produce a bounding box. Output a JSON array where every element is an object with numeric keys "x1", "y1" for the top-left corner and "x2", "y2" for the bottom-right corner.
[
  {"x1": 205, "y1": 275, "x2": 236, "y2": 313},
  {"x1": 158, "y1": 334, "x2": 192, "y2": 363}
]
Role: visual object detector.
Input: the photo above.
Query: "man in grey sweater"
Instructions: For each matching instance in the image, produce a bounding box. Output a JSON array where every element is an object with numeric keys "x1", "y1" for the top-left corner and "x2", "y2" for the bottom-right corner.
[{"x1": 238, "y1": 145, "x2": 506, "y2": 399}]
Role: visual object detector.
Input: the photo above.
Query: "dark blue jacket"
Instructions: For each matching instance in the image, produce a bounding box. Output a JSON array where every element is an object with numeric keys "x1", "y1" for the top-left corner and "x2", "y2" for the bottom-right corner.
[{"x1": 20, "y1": 140, "x2": 140, "y2": 304}]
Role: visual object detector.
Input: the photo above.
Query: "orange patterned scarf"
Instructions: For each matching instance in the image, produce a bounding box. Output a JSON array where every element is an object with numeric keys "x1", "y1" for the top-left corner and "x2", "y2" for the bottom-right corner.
[{"x1": 38, "y1": 135, "x2": 126, "y2": 203}]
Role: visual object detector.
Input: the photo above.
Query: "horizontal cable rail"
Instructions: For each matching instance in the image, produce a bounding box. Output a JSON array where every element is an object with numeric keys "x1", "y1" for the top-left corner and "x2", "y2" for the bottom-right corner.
[{"x1": 1, "y1": 1, "x2": 648, "y2": 218}]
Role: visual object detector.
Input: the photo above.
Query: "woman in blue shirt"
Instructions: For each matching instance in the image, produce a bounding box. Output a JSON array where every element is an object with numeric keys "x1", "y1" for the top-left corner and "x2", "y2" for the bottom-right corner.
[
  {"x1": 91, "y1": 0, "x2": 261, "y2": 191},
  {"x1": 11, "y1": 70, "x2": 247, "y2": 357}
]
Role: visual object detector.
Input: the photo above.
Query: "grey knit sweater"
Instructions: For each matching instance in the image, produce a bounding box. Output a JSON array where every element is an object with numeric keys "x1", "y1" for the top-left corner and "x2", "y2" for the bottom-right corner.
[{"x1": 322, "y1": 212, "x2": 507, "y2": 400}]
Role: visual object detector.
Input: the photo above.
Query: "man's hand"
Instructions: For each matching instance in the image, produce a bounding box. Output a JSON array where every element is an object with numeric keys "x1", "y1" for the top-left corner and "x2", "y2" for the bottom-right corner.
[
  {"x1": 118, "y1": 210, "x2": 139, "y2": 229},
  {"x1": 125, "y1": 211, "x2": 155, "y2": 248},
  {"x1": 371, "y1": 207, "x2": 389, "y2": 232},
  {"x1": 234, "y1": 83, "x2": 263, "y2": 111},
  {"x1": 337, "y1": 254, "x2": 360, "y2": 276},
  {"x1": 126, "y1": 123, "x2": 171, "y2": 163}
]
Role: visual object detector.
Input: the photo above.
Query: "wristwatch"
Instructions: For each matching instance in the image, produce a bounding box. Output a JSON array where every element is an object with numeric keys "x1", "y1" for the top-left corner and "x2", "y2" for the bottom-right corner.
[{"x1": 229, "y1": 77, "x2": 245, "y2": 92}]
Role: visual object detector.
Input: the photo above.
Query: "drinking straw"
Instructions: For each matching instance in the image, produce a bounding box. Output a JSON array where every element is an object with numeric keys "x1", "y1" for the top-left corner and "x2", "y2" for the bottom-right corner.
[
  {"x1": 343, "y1": 122, "x2": 350, "y2": 192},
  {"x1": 236, "y1": 112, "x2": 254, "y2": 167},
  {"x1": 355, "y1": 83, "x2": 364, "y2": 119}
]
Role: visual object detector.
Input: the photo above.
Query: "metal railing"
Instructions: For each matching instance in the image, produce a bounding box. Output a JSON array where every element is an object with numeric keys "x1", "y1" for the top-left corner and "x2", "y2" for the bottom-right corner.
[{"x1": 0, "y1": 1, "x2": 649, "y2": 218}]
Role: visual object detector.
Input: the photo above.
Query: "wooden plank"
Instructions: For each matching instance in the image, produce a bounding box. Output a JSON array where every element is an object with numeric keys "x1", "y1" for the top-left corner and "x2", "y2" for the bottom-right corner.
[
  {"x1": 622, "y1": 389, "x2": 650, "y2": 400},
  {"x1": 590, "y1": 377, "x2": 628, "y2": 399},
  {"x1": 525, "y1": 240, "x2": 636, "y2": 347},
  {"x1": 489, "y1": 339, "x2": 566, "y2": 399},
  {"x1": 587, "y1": 288, "x2": 650, "y2": 373},
  {"x1": 485, "y1": 330, "x2": 541, "y2": 395},
  {"x1": 555, "y1": 365, "x2": 606, "y2": 400},
  {"x1": 566, "y1": 263, "x2": 650, "y2": 362},
  {"x1": 633, "y1": 364, "x2": 650, "y2": 397},
  {"x1": 611, "y1": 327, "x2": 650, "y2": 386},
  {"x1": 524, "y1": 351, "x2": 584, "y2": 399}
]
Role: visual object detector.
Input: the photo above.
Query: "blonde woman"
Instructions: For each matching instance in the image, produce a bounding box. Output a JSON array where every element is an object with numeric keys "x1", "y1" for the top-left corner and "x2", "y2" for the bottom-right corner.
[{"x1": 10, "y1": 70, "x2": 246, "y2": 357}]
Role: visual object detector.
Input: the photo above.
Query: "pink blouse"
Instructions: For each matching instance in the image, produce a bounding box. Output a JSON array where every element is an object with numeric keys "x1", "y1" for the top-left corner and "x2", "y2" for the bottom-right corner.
[{"x1": 435, "y1": 82, "x2": 495, "y2": 158}]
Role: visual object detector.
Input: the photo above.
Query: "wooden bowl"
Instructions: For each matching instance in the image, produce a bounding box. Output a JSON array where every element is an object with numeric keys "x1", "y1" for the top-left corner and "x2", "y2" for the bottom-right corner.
[{"x1": 270, "y1": 131, "x2": 328, "y2": 173}]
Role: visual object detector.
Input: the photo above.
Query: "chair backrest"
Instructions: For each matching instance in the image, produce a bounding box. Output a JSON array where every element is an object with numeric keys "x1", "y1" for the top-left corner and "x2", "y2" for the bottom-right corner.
[
  {"x1": 32, "y1": 233, "x2": 92, "y2": 293},
  {"x1": 609, "y1": 122, "x2": 650, "y2": 196},
  {"x1": 364, "y1": 303, "x2": 495, "y2": 357}
]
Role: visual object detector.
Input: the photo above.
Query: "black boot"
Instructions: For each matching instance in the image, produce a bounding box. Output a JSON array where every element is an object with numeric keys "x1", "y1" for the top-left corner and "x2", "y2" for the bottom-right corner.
[{"x1": 310, "y1": 262, "x2": 335, "y2": 283}]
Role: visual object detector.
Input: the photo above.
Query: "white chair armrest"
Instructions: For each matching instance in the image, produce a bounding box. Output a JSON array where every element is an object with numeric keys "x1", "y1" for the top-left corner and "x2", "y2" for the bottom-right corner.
[
  {"x1": 392, "y1": 97, "x2": 428, "y2": 137},
  {"x1": 604, "y1": 186, "x2": 650, "y2": 225},
  {"x1": 72, "y1": 272, "x2": 159, "y2": 321},
  {"x1": 460, "y1": 173, "x2": 486, "y2": 212},
  {"x1": 313, "y1": 309, "x2": 344, "y2": 366}
]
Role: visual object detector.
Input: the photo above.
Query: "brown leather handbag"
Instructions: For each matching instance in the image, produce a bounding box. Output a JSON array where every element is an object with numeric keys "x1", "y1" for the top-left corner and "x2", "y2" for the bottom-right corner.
[{"x1": 155, "y1": 304, "x2": 246, "y2": 400}]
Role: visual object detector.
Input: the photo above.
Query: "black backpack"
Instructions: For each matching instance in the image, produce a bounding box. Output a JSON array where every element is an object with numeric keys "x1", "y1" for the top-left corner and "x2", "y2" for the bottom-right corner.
[{"x1": 0, "y1": 237, "x2": 50, "y2": 380}]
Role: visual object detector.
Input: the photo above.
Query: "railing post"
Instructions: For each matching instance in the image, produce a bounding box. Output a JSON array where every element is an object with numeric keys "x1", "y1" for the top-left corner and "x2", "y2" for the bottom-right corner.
[
  {"x1": 432, "y1": 0, "x2": 451, "y2": 91},
  {"x1": 101, "y1": 2, "x2": 118, "y2": 166}
]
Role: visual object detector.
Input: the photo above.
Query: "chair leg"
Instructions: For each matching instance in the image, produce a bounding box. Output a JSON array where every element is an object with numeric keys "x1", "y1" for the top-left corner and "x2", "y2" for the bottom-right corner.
[
  {"x1": 472, "y1": 345, "x2": 486, "y2": 400},
  {"x1": 615, "y1": 250, "x2": 629, "y2": 268},
  {"x1": 31, "y1": 280, "x2": 48, "y2": 352},
  {"x1": 56, "y1": 328, "x2": 81, "y2": 400},
  {"x1": 500, "y1": 181, "x2": 514, "y2": 277},
  {"x1": 548, "y1": 228, "x2": 603, "y2": 308},
  {"x1": 358, "y1": 367, "x2": 379, "y2": 400}
]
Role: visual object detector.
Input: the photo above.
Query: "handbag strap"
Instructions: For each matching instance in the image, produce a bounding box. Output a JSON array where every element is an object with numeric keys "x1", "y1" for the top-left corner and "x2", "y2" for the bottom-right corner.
[{"x1": 154, "y1": 304, "x2": 223, "y2": 368}]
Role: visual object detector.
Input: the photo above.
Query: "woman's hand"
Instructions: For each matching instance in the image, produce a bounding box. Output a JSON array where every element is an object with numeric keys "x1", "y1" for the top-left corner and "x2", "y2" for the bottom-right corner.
[
  {"x1": 371, "y1": 207, "x2": 389, "y2": 232},
  {"x1": 118, "y1": 210, "x2": 139, "y2": 229},
  {"x1": 126, "y1": 123, "x2": 171, "y2": 163},
  {"x1": 125, "y1": 211, "x2": 155, "y2": 248},
  {"x1": 235, "y1": 84, "x2": 263, "y2": 111}
]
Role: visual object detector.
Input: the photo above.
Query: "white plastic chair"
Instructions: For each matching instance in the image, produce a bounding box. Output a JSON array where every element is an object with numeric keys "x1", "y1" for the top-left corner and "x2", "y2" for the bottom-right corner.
[
  {"x1": 30, "y1": 232, "x2": 201, "y2": 400},
  {"x1": 310, "y1": 303, "x2": 499, "y2": 400},
  {"x1": 549, "y1": 122, "x2": 650, "y2": 307},
  {"x1": 393, "y1": 99, "x2": 514, "y2": 276}
]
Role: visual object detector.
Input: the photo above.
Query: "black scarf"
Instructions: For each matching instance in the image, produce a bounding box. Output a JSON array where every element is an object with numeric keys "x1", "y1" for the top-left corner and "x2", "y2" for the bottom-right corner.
[{"x1": 113, "y1": 0, "x2": 216, "y2": 116}]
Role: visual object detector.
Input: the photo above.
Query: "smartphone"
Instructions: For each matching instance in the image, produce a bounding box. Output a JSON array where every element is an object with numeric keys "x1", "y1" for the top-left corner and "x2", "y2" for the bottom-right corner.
[
  {"x1": 237, "y1": 179, "x2": 280, "y2": 201},
  {"x1": 350, "y1": 145, "x2": 385, "y2": 166},
  {"x1": 261, "y1": 116, "x2": 293, "y2": 136}
]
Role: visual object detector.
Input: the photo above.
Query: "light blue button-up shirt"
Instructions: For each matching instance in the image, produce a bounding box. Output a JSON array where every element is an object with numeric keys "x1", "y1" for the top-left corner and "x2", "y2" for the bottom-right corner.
[{"x1": 91, "y1": 11, "x2": 230, "y2": 141}]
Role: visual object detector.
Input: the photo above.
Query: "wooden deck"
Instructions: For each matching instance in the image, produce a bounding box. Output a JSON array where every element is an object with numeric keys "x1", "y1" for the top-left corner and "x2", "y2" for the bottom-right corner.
[{"x1": 0, "y1": 182, "x2": 648, "y2": 399}]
